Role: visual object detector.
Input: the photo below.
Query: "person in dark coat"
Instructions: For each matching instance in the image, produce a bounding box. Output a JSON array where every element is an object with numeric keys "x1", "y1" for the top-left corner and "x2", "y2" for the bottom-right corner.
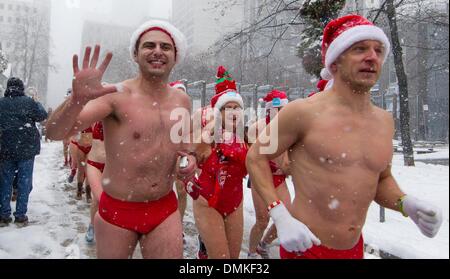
[{"x1": 0, "y1": 77, "x2": 48, "y2": 226}]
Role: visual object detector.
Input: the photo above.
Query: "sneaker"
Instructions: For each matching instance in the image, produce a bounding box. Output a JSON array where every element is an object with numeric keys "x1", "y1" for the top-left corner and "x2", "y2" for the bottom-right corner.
[
  {"x1": 0, "y1": 216, "x2": 13, "y2": 227},
  {"x1": 14, "y1": 216, "x2": 29, "y2": 227},
  {"x1": 197, "y1": 235, "x2": 208, "y2": 259},
  {"x1": 68, "y1": 174, "x2": 75, "y2": 183},
  {"x1": 85, "y1": 224, "x2": 95, "y2": 244},
  {"x1": 256, "y1": 242, "x2": 270, "y2": 259}
]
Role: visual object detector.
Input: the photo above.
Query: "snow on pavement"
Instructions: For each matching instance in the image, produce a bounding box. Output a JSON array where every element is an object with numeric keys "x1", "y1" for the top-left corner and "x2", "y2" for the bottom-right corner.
[
  {"x1": 0, "y1": 141, "x2": 448, "y2": 259},
  {"x1": 0, "y1": 141, "x2": 95, "y2": 259}
]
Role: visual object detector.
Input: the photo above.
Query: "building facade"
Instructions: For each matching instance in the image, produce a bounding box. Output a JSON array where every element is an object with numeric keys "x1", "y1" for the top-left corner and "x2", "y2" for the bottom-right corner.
[
  {"x1": 172, "y1": 0, "x2": 245, "y2": 54},
  {"x1": 0, "y1": 0, "x2": 51, "y2": 104}
]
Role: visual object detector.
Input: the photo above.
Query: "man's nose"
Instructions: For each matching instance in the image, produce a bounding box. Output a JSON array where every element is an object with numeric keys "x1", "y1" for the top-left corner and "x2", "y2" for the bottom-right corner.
[
  {"x1": 365, "y1": 48, "x2": 381, "y2": 62},
  {"x1": 153, "y1": 45, "x2": 164, "y2": 55}
]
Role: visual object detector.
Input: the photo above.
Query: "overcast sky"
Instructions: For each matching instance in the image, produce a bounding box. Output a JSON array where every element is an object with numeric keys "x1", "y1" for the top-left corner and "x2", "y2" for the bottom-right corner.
[{"x1": 47, "y1": 0, "x2": 172, "y2": 108}]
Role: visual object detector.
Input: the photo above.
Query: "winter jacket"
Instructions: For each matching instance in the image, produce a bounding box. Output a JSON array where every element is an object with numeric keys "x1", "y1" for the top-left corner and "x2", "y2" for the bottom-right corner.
[{"x1": 0, "y1": 86, "x2": 48, "y2": 161}]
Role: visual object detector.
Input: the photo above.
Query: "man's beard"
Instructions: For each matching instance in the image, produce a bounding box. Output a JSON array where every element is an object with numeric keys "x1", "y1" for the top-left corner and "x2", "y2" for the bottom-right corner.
[{"x1": 342, "y1": 72, "x2": 378, "y2": 94}]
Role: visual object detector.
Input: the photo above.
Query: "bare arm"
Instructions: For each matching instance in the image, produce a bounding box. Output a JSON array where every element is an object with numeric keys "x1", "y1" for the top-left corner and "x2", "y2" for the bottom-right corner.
[
  {"x1": 246, "y1": 100, "x2": 306, "y2": 207},
  {"x1": 374, "y1": 164, "x2": 405, "y2": 211},
  {"x1": 374, "y1": 112, "x2": 405, "y2": 211},
  {"x1": 46, "y1": 45, "x2": 116, "y2": 140},
  {"x1": 176, "y1": 92, "x2": 198, "y2": 178}
]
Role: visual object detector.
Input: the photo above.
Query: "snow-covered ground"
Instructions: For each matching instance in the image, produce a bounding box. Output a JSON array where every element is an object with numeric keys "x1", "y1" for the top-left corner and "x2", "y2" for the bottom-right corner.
[{"x1": 0, "y1": 141, "x2": 448, "y2": 259}]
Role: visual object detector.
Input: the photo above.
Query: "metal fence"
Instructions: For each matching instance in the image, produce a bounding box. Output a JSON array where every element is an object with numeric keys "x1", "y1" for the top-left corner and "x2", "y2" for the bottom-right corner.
[{"x1": 186, "y1": 80, "x2": 448, "y2": 143}]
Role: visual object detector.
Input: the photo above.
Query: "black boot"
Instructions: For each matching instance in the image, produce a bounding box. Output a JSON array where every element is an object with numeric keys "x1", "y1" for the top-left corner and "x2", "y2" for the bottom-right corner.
[
  {"x1": 85, "y1": 185, "x2": 92, "y2": 203},
  {"x1": 76, "y1": 183, "x2": 83, "y2": 200},
  {"x1": 0, "y1": 216, "x2": 13, "y2": 227}
]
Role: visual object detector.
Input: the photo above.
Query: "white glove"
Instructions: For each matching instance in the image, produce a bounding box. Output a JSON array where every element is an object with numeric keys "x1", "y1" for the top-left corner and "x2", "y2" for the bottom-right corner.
[
  {"x1": 269, "y1": 203, "x2": 321, "y2": 253},
  {"x1": 402, "y1": 196, "x2": 443, "y2": 238}
]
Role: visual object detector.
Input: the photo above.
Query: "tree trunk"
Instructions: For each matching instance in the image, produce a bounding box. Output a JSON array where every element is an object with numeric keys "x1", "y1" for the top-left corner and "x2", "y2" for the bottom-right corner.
[
  {"x1": 417, "y1": 22, "x2": 429, "y2": 141},
  {"x1": 386, "y1": 0, "x2": 415, "y2": 166}
]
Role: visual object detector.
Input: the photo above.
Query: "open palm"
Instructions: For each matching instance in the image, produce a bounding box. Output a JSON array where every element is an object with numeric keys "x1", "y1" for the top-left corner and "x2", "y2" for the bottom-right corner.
[{"x1": 72, "y1": 45, "x2": 117, "y2": 103}]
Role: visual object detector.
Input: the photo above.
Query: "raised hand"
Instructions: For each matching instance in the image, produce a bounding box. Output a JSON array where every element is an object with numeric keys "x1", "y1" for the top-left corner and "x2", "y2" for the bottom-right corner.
[{"x1": 71, "y1": 45, "x2": 117, "y2": 104}]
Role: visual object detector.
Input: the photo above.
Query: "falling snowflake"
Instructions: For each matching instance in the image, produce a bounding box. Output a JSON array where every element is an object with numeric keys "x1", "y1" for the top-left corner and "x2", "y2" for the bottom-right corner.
[{"x1": 328, "y1": 199, "x2": 340, "y2": 210}]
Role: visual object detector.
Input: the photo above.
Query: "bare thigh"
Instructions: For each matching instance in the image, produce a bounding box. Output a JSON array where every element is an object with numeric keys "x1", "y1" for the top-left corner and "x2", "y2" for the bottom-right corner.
[
  {"x1": 224, "y1": 201, "x2": 244, "y2": 259},
  {"x1": 193, "y1": 197, "x2": 229, "y2": 259},
  {"x1": 139, "y1": 211, "x2": 183, "y2": 259},
  {"x1": 69, "y1": 144, "x2": 78, "y2": 169},
  {"x1": 94, "y1": 212, "x2": 139, "y2": 259},
  {"x1": 76, "y1": 150, "x2": 87, "y2": 182}
]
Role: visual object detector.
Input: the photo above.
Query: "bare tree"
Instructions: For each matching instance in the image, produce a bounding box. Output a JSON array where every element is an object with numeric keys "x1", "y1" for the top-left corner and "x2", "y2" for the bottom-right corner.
[
  {"x1": 383, "y1": 0, "x2": 415, "y2": 166},
  {"x1": 297, "y1": 0, "x2": 346, "y2": 77},
  {"x1": 7, "y1": 5, "x2": 54, "y2": 101},
  {"x1": 0, "y1": 49, "x2": 8, "y2": 74}
]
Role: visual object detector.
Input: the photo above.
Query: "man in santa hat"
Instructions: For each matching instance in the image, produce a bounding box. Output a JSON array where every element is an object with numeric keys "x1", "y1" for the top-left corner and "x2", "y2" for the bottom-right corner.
[
  {"x1": 247, "y1": 14, "x2": 443, "y2": 259},
  {"x1": 46, "y1": 20, "x2": 196, "y2": 259}
]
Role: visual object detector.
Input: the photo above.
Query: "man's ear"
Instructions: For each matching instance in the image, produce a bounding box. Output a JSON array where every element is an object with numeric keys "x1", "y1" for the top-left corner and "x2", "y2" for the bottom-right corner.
[
  {"x1": 330, "y1": 62, "x2": 338, "y2": 75},
  {"x1": 133, "y1": 49, "x2": 138, "y2": 63}
]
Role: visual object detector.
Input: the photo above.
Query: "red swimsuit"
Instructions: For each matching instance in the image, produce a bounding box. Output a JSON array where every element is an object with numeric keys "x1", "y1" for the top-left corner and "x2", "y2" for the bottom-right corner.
[
  {"x1": 71, "y1": 127, "x2": 93, "y2": 155},
  {"x1": 197, "y1": 137, "x2": 248, "y2": 217},
  {"x1": 280, "y1": 236, "x2": 364, "y2": 259},
  {"x1": 98, "y1": 191, "x2": 178, "y2": 235},
  {"x1": 87, "y1": 122, "x2": 105, "y2": 173}
]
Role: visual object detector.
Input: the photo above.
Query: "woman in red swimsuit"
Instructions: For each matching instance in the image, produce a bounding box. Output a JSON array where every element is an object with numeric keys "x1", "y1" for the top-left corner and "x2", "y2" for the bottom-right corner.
[
  {"x1": 187, "y1": 67, "x2": 248, "y2": 259},
  {"x1": 85, "y1": 121, "x2": 106, "y2": 243},
  {"x1": 70, "y1": 127, "x2": 93, "y2": 200}
]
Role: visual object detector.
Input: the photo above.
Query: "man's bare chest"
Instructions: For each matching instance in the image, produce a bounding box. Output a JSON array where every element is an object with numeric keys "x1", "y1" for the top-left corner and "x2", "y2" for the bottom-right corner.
[{"x1": 302, "y1": 118, "x2": 393, "y2": 172}]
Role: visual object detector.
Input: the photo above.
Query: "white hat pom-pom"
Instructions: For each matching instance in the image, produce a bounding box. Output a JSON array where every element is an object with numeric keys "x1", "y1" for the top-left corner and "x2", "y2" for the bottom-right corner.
[{"x1": 320, "y1": 68, "x2": 333, "y2": 80}]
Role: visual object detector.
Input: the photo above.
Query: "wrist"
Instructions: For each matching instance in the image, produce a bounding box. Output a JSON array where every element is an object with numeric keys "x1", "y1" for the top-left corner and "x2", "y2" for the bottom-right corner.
[
  {"x1": 398, "y1": 195, "x2": 409, "y2": 217},
  {"x1": 268, "y1": 202, "x2": 290, "y2": 222},
  {"x1": 68, "y1": 94, "x2": 86, "y2": 107}
]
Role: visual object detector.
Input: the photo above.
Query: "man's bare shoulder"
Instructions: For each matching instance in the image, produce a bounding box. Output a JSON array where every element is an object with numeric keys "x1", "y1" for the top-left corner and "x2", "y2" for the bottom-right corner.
[
  {"x1": 168, "y1": 87, "x2": 191, "y2": 108},
  {"x1": 279, "y1": 97, "x2": 322, "y2": 120},
  {"x1": 372, "y1": 105, "x2": 395, "y2": 125}
]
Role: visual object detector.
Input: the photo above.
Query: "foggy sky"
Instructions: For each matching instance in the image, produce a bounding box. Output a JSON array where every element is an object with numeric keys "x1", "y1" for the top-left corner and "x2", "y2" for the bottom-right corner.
[{"x1": 47, "y1": 0, "x2": 171, "y2": 109}]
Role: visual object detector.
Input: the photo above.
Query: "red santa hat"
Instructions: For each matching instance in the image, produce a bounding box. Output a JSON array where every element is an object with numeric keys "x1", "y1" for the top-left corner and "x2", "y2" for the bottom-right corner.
[
  {"x1": 307, "y1": 79, "x2": 330, "y2": 98},
  {"x1": 316, "y1": 79, "x2": 329, "y2": 92},
  {"x1": 211, "y1": 66, "x2": 243, "y2": 110},
  {"x1": 130, "y1": 20, "x2": 187, "y2": 63},
  {"x1": 320, "y1": 14, "x2": 391, "y2": 80},
  {"x1": 263, "y1": 90, "x2": 289, "y2": 110},
  {"x1": 170, "y1": 80, "x2": 187, "y2": 92}
]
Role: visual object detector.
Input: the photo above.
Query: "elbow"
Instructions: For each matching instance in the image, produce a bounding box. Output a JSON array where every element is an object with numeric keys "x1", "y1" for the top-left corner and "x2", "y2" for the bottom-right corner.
[
  {"x1": 245, "y1": 149, "x2": 255, "y2": 169},
  {"x1": 246, "y1": 147, "x2": 262, "y2": 172},
  {"x1": 45, "y1": 124, "x2": 66, "y2": 141}
]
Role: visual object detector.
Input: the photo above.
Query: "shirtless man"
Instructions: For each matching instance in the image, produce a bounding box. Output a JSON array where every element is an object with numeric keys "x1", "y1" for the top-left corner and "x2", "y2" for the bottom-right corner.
[
  {"x1": 46, "y1": 20, "x2": 196, "y2": 259},
  {"x1": 246, "y1": 15, "x2": 443, "y2": 259}
]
